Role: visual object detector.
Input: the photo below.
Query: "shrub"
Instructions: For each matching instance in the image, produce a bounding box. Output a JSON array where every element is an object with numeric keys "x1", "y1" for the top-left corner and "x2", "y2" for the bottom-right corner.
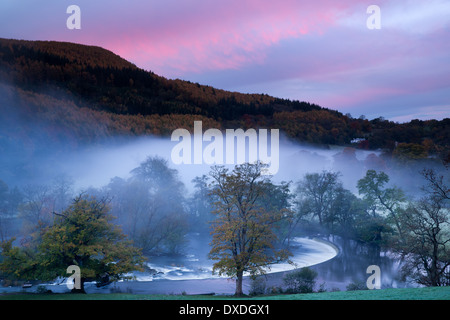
[
  {"x1": 283, "y1": 267, "x2": 318, "y2": 293},
  {"x1": 36, "y1": 285, "x2": 52, "y2": 294},
  {"x1": 249, "y1": 276, "x2": 267, "y2": 296},
  {"x1": 268, "y1": 286, "x2": 283, "y2": 295},
  {"x1": 346, "y1": 280, "x2": 368, "y2": 291}
]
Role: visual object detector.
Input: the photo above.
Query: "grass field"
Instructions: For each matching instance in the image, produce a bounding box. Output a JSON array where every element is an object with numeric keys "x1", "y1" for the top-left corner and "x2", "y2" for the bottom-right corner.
[{"x1": 1, "y1": 286, "x2": 449, "y2": 300}]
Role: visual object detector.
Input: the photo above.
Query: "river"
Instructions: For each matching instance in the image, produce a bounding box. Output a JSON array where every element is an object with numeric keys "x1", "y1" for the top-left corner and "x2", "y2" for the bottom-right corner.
[{"x1": 0, "y1": 234, "x2": 408, "y2": 295}]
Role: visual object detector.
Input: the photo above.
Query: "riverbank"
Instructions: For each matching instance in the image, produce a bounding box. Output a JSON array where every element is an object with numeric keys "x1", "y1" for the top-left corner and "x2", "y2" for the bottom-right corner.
[
  {"x1": 1, "y1": 286, "x2": 448, "y2": 300},
  {"x1": 1, "y1": 236, "x2": 407, "y2": 296},
  {"x1": 0, "y1": 237, "x2": 340, "y2": 296}
]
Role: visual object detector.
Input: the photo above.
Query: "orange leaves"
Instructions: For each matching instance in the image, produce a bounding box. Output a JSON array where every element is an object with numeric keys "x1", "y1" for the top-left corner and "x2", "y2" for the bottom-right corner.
[{"x1": 208, "y1": 163, "x2": 291, "y2": 284}]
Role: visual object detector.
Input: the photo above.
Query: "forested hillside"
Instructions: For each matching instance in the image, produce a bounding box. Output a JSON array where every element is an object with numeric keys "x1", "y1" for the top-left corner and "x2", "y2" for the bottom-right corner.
[{"x1": 0, "y1": 38, "x2": 448, "y2": 162}]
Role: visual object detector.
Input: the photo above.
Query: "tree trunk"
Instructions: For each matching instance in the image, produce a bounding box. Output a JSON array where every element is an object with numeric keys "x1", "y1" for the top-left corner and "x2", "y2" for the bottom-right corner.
[
  {"x1": 235, "y1": 271, "x2": 244, "y2": 296},
  {"x1": 71, "y1": 278, "x2": 86, "y2": 294},
  {"x1": 430, "y1": 241, "x2": 440, "y2": 287}
]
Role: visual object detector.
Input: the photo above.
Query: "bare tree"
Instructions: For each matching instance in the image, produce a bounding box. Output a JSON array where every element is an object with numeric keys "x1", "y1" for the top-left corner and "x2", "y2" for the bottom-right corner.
[
  {"x1": 19, "y1": 184, "x2": 54, "y2": 233},
  {"x1": 421, "y1": 168, "x2": 449, "y2": 201},
  {"x1": 396, "y1": 168, "x2": 450, "y2": 286},
  {"x1": 296, "y1": 171, "x2": 341, "y2": 228}
]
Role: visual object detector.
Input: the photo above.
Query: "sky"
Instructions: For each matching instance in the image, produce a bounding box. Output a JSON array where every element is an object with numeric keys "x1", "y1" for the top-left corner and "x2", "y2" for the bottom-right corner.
[{"x1": 1, "y1": 0, "x2": 449, "y2": 122}]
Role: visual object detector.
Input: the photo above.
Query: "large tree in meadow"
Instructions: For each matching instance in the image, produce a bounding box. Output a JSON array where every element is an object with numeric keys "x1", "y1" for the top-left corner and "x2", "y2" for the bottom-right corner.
[
  {"x1": 208, "y1": 162, "x2": 291, "y2": 296},
  {"x1": 0, "y1": 195, "x2": 145, "y2": 293}
]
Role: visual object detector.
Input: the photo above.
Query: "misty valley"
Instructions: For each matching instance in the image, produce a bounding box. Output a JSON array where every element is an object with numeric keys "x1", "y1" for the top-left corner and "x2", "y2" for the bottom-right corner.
[
  {"x1": 0, "y1": 38, "x2": 448, "y2": 297},
  {"x1": 0, "y1": 134, "x2": 448, "y2": 295}
]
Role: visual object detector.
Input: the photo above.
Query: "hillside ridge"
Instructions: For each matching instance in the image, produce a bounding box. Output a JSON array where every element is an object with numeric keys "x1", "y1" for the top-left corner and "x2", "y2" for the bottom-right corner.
[{"x1": 0, "y1": 38, "x2": 448, "y2": 162}]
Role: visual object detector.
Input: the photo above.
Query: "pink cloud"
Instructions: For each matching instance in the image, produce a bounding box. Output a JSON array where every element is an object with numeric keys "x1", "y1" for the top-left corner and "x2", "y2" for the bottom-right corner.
[
  {"x1": 319, "y1": 86, "x2": 407, "y2": 110},
  {"x1": 2, "y1": 0, "x2": 447, "y2": 121},
  {"x1": 83, "y1": 0, "x2": 359, "y2": 76},
  {"x1": 24, "y1": 0, "x2": 377, "y2": 78}
]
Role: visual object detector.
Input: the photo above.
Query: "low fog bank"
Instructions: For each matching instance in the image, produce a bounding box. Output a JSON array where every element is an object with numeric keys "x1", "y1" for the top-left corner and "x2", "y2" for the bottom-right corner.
[
  {"x1": 1, "y1": 132, "x2": 445, "y2": 252},
  {"x1": 0, "y1": 80, "x2": 445, "y2": 202},
  {"x1": 1, "y1": 131, "x2": 446, "y2": 205},
  {"x1": 4, "y1": 133, "x2": 441, "y2": 198}
]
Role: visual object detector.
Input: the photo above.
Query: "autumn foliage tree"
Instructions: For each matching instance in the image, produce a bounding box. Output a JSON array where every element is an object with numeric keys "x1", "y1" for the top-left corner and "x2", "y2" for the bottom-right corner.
[
  {"x1": 208, "y1": 163, "x2": 291, "y2": 296},
  {"x1": 0, "y1": 195, "x2": 146, "y2": 293}
]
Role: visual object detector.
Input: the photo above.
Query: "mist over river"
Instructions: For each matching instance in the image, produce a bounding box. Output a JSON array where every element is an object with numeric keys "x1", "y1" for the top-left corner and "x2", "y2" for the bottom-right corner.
[{"x1": 0, "y1": 135, "x2": 423, "y2": 296}]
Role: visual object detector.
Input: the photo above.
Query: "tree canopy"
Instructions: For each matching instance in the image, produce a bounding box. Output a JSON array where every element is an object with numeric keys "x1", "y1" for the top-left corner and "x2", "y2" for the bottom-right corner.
[
  {"x1": 208, "y1": 162, "x2": 291, "y2": 296},
  {"x1": 0, "y1": 195, "x2": 145, "y2": 292}
]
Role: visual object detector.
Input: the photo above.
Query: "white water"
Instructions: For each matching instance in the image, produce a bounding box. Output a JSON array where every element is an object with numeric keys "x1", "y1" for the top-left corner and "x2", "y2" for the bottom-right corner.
[{"x1": 130, "y1": 237, "x2": 338, "y2": 282}]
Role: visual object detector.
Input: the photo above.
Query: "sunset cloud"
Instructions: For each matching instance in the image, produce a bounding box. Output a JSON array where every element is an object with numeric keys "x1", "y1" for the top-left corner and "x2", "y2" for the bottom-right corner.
[{"x1": 0, "y1": 0, "x2": 448, "y2": 121}]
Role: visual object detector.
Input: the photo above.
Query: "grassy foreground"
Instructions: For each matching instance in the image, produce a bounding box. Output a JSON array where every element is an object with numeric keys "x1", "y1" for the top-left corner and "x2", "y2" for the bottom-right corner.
[{"x1": 0, "y1": 286, "x2": 449, "y2": 300}]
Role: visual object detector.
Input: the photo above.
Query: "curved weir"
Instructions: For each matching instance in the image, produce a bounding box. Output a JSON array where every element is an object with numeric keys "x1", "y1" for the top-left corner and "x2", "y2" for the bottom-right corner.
[{"x1": 132, "y1": 237, "x2": 338, "y2": 282}]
